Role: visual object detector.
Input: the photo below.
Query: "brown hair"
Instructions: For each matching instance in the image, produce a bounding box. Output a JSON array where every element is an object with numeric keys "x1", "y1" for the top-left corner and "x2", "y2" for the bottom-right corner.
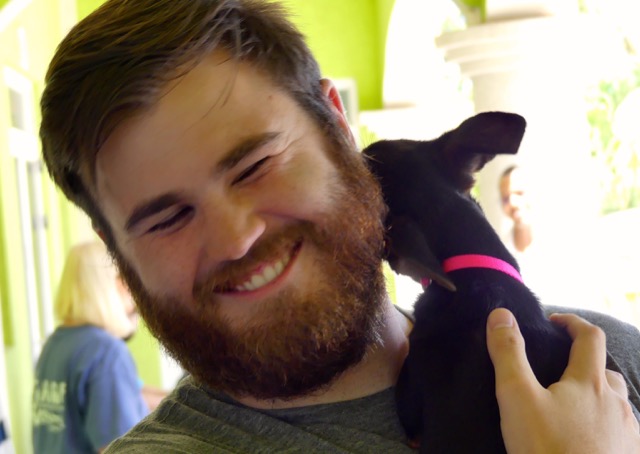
[{"x1": 40, "y1": 0, "x2": 347, "y2": 245}]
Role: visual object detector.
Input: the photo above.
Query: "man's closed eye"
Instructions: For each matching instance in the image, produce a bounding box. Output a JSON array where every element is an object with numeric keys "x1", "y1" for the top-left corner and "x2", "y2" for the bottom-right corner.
[
  {"x1": 233, "y1": 157, "x2": 269, "y2": 185},
  {"x1": 147, "y1": 206, "x2": 194, "y2": 233}
]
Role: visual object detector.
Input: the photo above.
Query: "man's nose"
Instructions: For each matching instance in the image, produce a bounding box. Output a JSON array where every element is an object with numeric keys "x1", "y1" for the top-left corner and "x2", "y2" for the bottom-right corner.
[{"x1": 202, "y1": 198, "x2": 266, "y2": 262}]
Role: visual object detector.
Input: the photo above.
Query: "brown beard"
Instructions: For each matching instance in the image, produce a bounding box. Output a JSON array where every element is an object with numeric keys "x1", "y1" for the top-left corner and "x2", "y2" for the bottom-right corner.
[{"x1": 111, "y1": 148, "x2": 388, "y2": 400}]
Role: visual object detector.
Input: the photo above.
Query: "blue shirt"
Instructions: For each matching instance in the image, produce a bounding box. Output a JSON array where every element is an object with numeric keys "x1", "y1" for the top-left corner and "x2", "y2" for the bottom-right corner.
[{"x1": 33, "y1": 325, "x2": 149, "y2": 453}]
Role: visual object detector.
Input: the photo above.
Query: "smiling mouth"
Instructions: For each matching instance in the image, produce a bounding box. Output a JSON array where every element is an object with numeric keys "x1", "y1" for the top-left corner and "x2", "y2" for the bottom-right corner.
[{"x1": 223, "y1": 240, "x2": 302, "y2": 293}]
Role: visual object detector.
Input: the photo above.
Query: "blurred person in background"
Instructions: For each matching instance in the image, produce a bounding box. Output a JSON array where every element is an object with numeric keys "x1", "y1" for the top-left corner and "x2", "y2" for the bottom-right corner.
[
  {"x1": 499, "y1": 165, "x2": 533, "y2": 254},
  {"x1": 32, "y1": 241, "x2": 166, "y2": 454}
]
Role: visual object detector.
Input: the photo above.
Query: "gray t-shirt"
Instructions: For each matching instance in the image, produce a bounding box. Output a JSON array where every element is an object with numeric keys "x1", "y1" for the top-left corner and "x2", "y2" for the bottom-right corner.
[{"x1": 105, "y1": 307, "x2": 640, "y2": 453}]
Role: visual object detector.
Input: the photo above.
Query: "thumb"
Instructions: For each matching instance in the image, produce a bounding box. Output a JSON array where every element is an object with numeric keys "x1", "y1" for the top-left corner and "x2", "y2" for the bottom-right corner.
[{"x1": 486, "y1": 308, "x2": 538, "y2": 394}]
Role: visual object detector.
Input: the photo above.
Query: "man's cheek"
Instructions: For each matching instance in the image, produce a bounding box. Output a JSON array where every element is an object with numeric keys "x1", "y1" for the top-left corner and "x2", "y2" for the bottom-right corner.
[{"x1": 129, "y1": 250, "x2": 193, "y2": 301}]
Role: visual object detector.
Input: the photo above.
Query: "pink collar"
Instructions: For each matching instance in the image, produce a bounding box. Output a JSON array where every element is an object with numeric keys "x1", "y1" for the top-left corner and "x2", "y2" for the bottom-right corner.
[{"x1": 442, "y1": 254, "x2": 524, "y2": 283}]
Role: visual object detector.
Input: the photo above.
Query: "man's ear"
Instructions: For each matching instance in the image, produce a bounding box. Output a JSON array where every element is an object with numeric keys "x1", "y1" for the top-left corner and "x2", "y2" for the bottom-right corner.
[{"x1": 320, "y1": 78, "x2": 356, "y2": 146}]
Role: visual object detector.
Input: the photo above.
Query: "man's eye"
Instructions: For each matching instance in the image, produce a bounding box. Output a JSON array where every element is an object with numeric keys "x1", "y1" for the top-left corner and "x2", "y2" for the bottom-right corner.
[
  {"x1": 233, "y1": 157, "x2": 269, "y2": 184},
  {"x1": 147, "y1": 207, "x2": 193, "y2": 233}
]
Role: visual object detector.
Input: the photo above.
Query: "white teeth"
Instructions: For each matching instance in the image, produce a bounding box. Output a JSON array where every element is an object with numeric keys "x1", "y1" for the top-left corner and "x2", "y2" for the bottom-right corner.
[
  {"x1": 251, "y1": 274, "x2": 267, "y2": 288},
  {"x1": 263, "y1": 265, "x2": 277, "y2": 282},
  {"x1": 233, "y1": 252, "x2": 292, "y2": 292}
]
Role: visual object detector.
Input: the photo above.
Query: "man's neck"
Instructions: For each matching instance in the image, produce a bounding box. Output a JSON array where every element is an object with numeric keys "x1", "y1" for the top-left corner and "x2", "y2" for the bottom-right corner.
[{"x1": 232, "y1": 299, "x2": 411, "y2": 410}]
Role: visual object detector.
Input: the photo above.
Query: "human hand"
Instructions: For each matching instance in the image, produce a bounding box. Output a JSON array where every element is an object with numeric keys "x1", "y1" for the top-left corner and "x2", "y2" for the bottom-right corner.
[{"x1": 486, "y1": 308, "x2": 640, "y2": 454}]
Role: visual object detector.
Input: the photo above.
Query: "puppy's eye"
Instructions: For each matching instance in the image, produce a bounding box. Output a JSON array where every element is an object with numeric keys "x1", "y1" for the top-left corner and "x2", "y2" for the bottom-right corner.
[{"x1": 233, "y1": 157, "x2": 269, "y2": 184}]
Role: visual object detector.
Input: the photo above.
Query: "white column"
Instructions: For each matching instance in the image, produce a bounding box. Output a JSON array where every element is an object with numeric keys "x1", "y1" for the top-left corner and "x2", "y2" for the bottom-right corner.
[
  {"x1": 483, "y1": 0, "x2": 575, "y2": 22},
  {"x1": 436, "y1": 14, "x2": 624, "y2": 307}
]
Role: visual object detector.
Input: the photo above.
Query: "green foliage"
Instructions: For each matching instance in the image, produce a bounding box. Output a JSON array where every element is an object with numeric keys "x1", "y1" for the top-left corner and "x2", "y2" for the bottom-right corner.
[
  {"x1": 451, "y1": 0, "x2": 485, "y2": 24},
  {"x1": 586, "y1": 65, "x2": 640, "y2": 213},
  {"x1": 453, "y1": 0, "x2": 484, "y2": 11}
]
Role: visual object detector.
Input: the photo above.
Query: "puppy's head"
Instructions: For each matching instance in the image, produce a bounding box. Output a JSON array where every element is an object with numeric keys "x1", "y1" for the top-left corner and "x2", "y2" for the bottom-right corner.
[{"x1": 363, "y1": 111, "x2": 526, "y2": 290}]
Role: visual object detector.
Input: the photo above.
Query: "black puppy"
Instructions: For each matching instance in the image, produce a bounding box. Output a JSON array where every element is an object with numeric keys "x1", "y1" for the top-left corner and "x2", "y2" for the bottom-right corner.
[{"x1": 362, "y1": 112, "x2": 572, "y2": 453}]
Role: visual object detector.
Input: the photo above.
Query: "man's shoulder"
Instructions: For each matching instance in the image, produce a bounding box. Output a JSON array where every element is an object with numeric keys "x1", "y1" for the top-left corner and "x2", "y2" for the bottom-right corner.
[
  {"x1": 105, "y1": 376, "x2": 414, "y2": 453},
  {"x1": 542, "y1": 305, "x2": 640, "y2": 372},
  {"x1": 104, "y1": 378, "x2": 234, "y2": 453},
  {"x1": 543, "y1": 305, "x2": 640, "y2": 339},
  {"x1": 544, "y1": 305, "x2": 640, "y2": 419}
]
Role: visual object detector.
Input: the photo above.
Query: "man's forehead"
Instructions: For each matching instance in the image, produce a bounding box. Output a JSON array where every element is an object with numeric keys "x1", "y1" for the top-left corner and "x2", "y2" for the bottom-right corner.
[{"x1": 94, "y1": 59, "x2": 243, "y2": 177}]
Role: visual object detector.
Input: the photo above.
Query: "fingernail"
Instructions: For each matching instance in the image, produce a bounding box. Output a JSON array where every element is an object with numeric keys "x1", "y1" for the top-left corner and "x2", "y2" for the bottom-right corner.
[{"x1": 488, "y1": 309, "x2": 514, "y2": 330}]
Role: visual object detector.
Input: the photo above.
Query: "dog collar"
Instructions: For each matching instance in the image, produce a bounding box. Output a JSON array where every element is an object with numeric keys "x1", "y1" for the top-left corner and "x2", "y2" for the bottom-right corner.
[{"x1": 442, "y1": 254, "x2": 524, "y2": 283}]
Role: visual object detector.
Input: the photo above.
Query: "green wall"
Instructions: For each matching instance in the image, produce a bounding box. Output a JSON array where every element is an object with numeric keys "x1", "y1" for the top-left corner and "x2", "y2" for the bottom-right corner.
[
  {"x1": 282, "y1": 0, "x2": 385, "y2": 110},
  {"x1": 77, "y1": 0, "x2": 392, "y2": 110},
  {"x1": 76, "y1": 0, "x2": 103, "y2": 18},
  {"x1": 0, "y1": 1, "x2": 82, "y2": 452}
]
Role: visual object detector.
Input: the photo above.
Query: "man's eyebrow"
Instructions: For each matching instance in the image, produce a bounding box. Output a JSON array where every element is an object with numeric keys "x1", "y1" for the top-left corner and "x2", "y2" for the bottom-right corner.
[
  {"x1": 124, "y1": 132, "x2": 281, "y2": 233},
  {"x1": 125, "y1": 193, "x2": 183, "y2": 233},
  {"x1": 216, "y1": 131, "x2": 281, "y2": 173}
]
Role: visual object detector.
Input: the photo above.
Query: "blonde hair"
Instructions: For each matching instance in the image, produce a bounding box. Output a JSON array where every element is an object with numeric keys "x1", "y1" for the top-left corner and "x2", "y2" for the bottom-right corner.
[{"x1": 54, "y1": 241, "x2": 135, "y2": 338}]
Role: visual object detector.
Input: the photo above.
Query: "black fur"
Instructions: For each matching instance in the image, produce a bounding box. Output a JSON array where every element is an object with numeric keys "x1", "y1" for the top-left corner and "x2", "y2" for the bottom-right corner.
[{"x1": 362, "y1": 112, "x2": 572, "y2": 453}]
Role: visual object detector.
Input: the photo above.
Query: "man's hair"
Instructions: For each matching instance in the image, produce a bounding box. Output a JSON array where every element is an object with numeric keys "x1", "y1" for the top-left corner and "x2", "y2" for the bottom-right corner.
[
  {"x1": 40, "y1": 0, "x2": 346, "y2": 244},
  {"x1": 54, "y1": 241, "x2": 135, "y2": 339}
]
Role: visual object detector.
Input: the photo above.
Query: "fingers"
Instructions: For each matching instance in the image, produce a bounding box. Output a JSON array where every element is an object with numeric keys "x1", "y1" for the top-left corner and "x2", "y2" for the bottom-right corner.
[
  {"x1": 488, "y1": 310, "x2": 628, "y2": 400},
  {"x1": 487, "y1": 310, "x2": 640, "y2": 452},
  {"x1": 550, "y1": 313, "x2": 639, "y2": 434},
  {"x1": 605, "y1": 370, "x2": 640, "y2": 434},
  {"x1": 486, "y1": 308, "x2": 538, "y2": 396},
  {"x1": 549, "y1": 313, "x2": 607, "y2": 381},
  {"x1": 606, "y1": 370, "x2": 629, "y2": 399}
]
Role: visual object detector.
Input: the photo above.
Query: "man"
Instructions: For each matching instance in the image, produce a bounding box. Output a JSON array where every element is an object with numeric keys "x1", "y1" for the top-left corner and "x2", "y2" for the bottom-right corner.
[
  {"x1": 40, "y1": 0, "x2": 640, "y2": 452},
  {"x1": 499, "y1": 165, "x2": 533, "y2": 253}
]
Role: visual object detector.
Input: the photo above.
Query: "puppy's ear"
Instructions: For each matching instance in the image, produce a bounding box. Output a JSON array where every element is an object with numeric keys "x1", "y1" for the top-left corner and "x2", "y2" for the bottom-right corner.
[
  {"x1": 386, "y1": 216, "x2": 456, "y2": 292},
  {"x1": 442, "y1": 112, "x2": 526, "y2": 192}
]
